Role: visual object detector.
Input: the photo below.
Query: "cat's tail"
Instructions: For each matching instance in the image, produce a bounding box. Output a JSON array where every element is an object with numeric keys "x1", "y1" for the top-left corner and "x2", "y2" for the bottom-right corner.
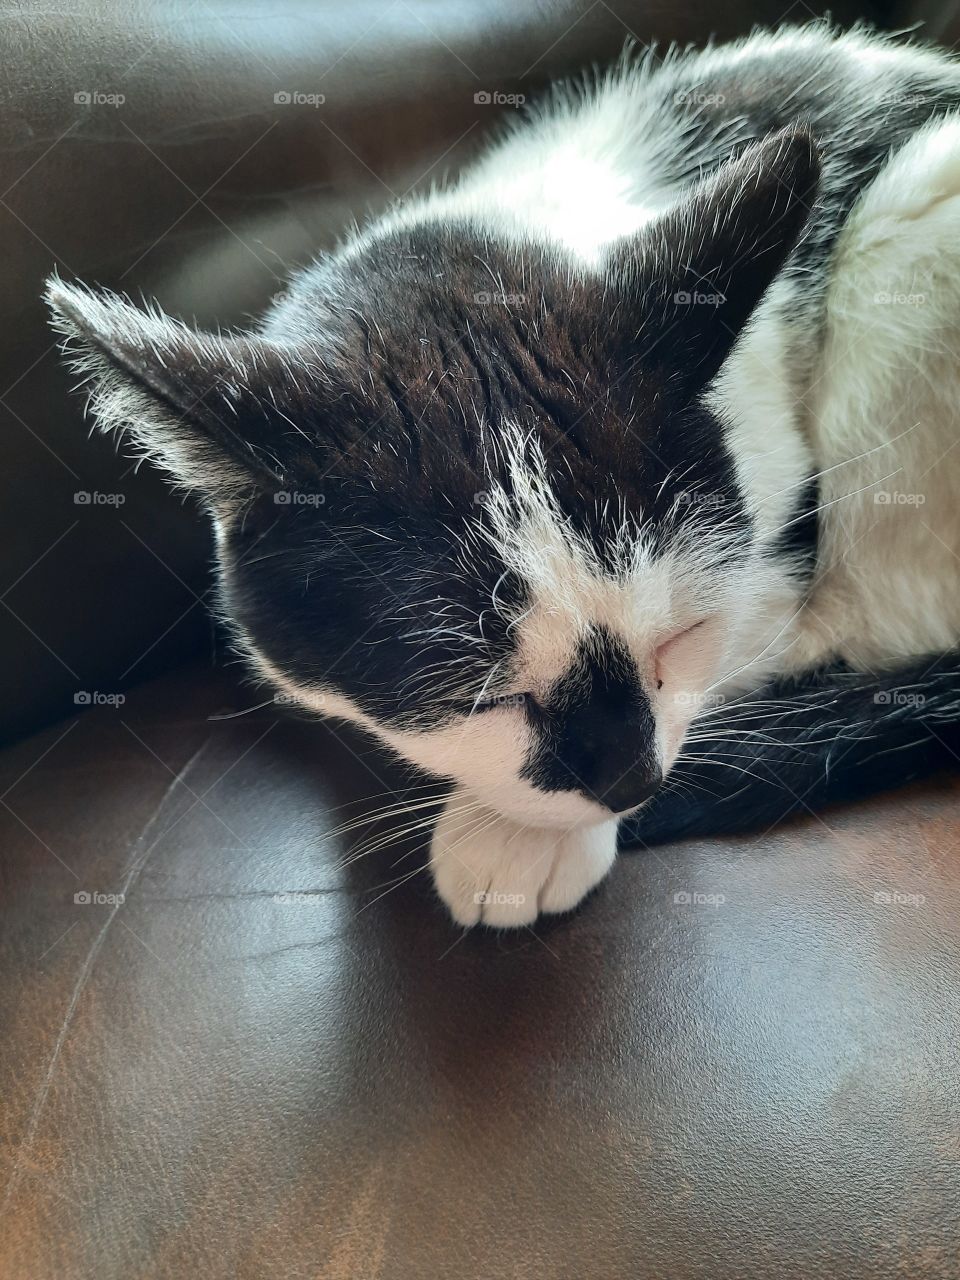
[{"x1": 621, "y1": 654, "x2": 960, "y2": 847}]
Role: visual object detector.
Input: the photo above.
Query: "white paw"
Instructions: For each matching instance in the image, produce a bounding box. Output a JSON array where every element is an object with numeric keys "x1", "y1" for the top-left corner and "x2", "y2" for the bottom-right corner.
[{"x1": 429, "y1": 789, "x2": 618, "y2": 928}]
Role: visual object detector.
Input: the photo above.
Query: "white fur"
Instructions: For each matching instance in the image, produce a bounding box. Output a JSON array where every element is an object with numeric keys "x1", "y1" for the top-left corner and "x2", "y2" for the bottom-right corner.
[
  {"x1": 431, "y1": 788, "x2": 619, "y2": 926},
  {"x1": 788, "y1": 117, "x2": 960, "y2": 671}
]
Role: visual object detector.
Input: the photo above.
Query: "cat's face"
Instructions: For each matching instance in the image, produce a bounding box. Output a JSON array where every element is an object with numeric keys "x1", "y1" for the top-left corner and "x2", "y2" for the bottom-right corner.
[
  {"x1": 213, "y1": 359, "x2": 748, "y2": 828},
  {"x1": 48, "y1": 129, "x2": 818, "y2": 828}
]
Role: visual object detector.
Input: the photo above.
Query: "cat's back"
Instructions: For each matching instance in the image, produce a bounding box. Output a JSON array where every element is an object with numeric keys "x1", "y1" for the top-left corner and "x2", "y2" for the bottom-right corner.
[
  {"x1": 553, "y1": 25, "x2": 960, "y2": 182},
  {"x1": 415, "y1": 26, "x2": 960, "y2": 267}
]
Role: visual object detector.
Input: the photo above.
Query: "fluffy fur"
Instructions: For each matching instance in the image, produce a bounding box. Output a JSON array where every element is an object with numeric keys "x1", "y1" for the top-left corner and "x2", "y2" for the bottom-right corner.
[{"x1": 47, "y1": 23, "x2": 960, "y2": 927}]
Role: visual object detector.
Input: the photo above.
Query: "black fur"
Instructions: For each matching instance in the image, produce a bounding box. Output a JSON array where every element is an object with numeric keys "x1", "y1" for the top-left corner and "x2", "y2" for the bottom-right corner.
[
  {"x1": 521, "y1": 628, "x2": 661, "y2": 809},
  {"x1": 623, "y1": 655, "x2": 960, "y2": 845}
]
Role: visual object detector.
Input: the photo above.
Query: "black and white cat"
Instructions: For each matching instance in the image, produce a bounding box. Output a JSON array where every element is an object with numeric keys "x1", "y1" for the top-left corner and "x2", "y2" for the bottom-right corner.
[{"x1": 48, "y1": 24, "x2": 960, "y2": 926}]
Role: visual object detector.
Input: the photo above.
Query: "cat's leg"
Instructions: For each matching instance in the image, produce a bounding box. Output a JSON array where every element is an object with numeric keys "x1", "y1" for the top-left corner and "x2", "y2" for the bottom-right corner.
[{"x1": 430, "y1": 787, "x2": 618, "y2": 927}]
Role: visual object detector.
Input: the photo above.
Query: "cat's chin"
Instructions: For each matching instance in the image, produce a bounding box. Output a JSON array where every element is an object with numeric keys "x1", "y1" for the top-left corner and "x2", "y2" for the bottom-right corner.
[{"x1": 466, "y1": 784, "x2": 613, "y2": 830}]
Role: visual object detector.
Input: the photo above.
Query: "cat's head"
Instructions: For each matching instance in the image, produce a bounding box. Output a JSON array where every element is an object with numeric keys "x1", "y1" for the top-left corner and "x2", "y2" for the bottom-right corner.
[{"x1": 47, "y1": 128, "x2": 818, "y2": 828}]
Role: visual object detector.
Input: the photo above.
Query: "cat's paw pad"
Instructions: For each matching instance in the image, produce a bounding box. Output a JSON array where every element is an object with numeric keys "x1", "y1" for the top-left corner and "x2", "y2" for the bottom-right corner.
[{"x1": 429, "y1": 795, "x2": 617, "y2": 928}]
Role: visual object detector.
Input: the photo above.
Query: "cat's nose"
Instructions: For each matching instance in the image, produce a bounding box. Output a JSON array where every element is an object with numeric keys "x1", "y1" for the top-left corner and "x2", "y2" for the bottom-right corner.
[
  {"x1": 537, "y1": 634, "x2": 663, "y2": 813},
  {"x1": 593, "y1": 763, "x2": 662, "y2": 814}
]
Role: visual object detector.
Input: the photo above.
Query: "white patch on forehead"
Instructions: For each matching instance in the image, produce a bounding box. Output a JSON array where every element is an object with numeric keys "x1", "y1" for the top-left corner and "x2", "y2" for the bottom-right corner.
[
  {"x1": 473, "y1": 422, "x2": 715, "y2": 693},
  {"x1": 481, "y1": 423, "x2": 649, "y2": 598}
]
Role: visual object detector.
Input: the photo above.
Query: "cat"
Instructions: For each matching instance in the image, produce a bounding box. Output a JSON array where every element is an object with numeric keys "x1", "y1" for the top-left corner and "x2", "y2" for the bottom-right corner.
[{"x1": 48, "y1": 22, "x2": 960, "y2": 928}]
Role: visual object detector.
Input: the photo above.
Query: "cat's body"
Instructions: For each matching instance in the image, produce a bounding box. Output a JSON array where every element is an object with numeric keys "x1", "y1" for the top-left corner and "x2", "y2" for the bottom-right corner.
[{"x1": 48, "y1": 25, "x2": 960, "y2": 926}]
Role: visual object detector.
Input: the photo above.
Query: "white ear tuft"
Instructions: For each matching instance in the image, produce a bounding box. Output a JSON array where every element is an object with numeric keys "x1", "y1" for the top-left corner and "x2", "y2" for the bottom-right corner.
[{"x1": 46, "y1": 275, "x2": 285, "y2": 499}]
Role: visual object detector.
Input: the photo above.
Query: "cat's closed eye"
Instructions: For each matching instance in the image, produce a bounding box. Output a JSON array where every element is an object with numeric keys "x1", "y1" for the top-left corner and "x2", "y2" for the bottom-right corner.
[{"x1": 655, "y1": 619, "x2": 711, "y2": 670}]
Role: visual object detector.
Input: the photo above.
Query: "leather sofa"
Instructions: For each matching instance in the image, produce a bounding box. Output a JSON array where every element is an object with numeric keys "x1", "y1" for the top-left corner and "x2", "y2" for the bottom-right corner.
[{"x1": 3, "y1": 2, "x2": 960, "y2": 1276}]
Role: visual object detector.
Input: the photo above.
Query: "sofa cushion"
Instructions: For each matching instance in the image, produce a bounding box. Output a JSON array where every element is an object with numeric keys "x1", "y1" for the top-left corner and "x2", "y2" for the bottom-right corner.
[{"x1": 2, "y1": 663, "x2": 958, "y2": 1277}]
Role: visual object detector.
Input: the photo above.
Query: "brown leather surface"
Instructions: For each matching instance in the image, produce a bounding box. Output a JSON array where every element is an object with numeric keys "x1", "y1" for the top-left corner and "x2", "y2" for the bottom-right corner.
[
  {"x1": 2, "y1": 663, "x2": 960, "y2": 1279},
  {"x1": 0, "y1": 0, "x2": 874, "y2": 746}
]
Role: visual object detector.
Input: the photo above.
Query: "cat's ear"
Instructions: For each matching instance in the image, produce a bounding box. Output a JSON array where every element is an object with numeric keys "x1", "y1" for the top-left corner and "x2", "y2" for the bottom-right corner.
[
  {"x1": 619, "y1": 126, "x2": 820, "y2": 393},
  {"x1": 46, "y1": 277, "x2": 295, "y2": 500}
]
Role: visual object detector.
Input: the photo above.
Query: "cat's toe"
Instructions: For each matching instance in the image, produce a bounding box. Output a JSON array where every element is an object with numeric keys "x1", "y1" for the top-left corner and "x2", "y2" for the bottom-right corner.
[
  {"x1": 430, "y1": 804, "x2": 548, "y2": 927},
  {"x1": 539, "y1": 825, "x2": 618, "y2": 916},
  {"x1": 432, "y1": 859, "x2": 484, "y2": 927}
]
